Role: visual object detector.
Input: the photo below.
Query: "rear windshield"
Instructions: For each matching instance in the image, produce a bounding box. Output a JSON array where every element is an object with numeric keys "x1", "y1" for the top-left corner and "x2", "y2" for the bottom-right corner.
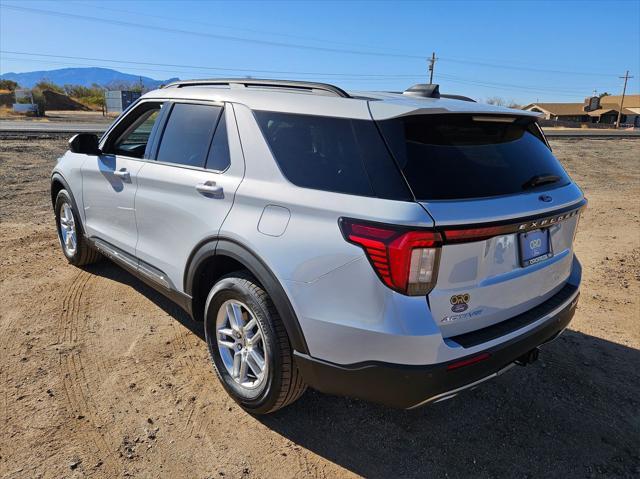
[{"x1": 377, "y1": 114, "x2": 570, "y2": 200}]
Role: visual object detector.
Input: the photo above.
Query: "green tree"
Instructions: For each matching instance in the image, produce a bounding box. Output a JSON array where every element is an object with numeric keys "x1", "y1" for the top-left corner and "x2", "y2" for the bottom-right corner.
[
  {"x1": 106, "y1": 80, "x2": 145, "y2": 93},
  {"x1": 0, "y1": 79, "x2": 18, "y2": 91},
  {"x1": 61, "y1": 83, "x2": 105, "y2": 109},
  {"x1": 34, "y1": 80, "x2": 65, "y2": 94}
]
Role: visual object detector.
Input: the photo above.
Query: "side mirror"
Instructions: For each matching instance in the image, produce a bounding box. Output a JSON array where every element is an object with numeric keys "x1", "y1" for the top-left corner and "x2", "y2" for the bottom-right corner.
[{"x1": 69, "y1": 133, "x2": 101, "y2": 155}]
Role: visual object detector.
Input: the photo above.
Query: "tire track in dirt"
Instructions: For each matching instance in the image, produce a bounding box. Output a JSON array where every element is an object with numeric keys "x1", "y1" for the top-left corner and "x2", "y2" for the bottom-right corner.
[
  {"x1": 74, "y1": 272, "x2": 203, "y2": 475},
  {"x1": 168, "y1": 315, "x2": 258, "y2": 444},
  {"x1": 168, "y1": 320, "x2": 214, "y2": 439},
  {"x1": 0, "y1": 225, "x2": 61, "y2": 472},
  {"x1": 0, "y1": 274, "x2": 18, "y2": 444},
  {"x1": 0, "y1": 302, "x2": 15, "y2": 468},
  {"x1": 56, "y1": 270, "x2": 121, "y2": 474},
  {"x1": 169, "y1": 322, "x2": 201, "y2": 435}
]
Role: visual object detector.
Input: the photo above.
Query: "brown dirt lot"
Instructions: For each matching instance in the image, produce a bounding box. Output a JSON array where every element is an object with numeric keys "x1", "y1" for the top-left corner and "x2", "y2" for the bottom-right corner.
[{"x1": 1, "y1": 137, "x2": 639, "y2": 478}]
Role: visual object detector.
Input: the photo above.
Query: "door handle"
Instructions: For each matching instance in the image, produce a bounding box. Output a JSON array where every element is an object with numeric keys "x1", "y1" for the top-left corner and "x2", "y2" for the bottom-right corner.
[
  {"x1": 196, "y1": 181, "x2": 224, "y2": 198},
  {"x1": 113, "y1": 168, "x2": 130, "y2": 181}
]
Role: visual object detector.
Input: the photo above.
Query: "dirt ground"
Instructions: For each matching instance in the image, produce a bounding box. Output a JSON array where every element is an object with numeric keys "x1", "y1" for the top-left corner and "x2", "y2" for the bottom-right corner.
[{"x1": 1, "y1": 137, "x2": 639, "y2": 478}]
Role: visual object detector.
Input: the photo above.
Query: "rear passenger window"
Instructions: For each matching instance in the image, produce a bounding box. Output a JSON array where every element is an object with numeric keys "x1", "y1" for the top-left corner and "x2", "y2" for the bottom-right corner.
[
  {"x1": 254, "y1": 111, "x2": 402, "y2": 197},
  {"x1": 157, "y1": 103, "x2": 221, "y2": 168},
  {"x1": 205, "y1": 112, "x2": 231, "y2": 171}
]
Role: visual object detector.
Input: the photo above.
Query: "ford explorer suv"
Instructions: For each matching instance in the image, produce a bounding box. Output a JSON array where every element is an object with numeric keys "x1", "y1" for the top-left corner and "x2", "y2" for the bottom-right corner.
[{"x1": 51, "y1": 79, "x2": 584, "y2": 414}]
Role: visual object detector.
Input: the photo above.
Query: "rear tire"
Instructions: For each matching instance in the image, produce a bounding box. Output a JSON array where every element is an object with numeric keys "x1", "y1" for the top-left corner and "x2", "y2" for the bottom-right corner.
[
  {"x1": 54, "y1": 189, "x2": 101, "y2": 266},
  {"x1": 204, "y1": 271, "x2": 306, "y2": 414}
]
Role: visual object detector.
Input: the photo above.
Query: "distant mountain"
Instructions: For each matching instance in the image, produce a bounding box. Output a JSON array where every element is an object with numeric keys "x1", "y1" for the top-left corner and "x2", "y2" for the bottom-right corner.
[{"x1": 0, "y1": 67, "x2": 179, "y2": 89}]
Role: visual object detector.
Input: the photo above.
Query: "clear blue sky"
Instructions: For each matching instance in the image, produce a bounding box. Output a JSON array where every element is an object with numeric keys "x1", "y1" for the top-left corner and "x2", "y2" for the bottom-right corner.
[{"x1": 1, "y1": 0, "x2": 639, "y2": 103}]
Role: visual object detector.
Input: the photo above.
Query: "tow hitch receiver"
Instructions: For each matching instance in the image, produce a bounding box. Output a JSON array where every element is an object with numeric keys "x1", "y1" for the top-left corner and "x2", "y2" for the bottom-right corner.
[{"x1": 516, "y1": 347, "x2": 540, "y2": 366}]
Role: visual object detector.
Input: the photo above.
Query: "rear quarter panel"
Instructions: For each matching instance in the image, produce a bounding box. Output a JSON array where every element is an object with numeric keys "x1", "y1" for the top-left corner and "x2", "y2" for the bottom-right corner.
[
  {"x1": 221, "y1": 104, "x2": 437, "y2": 362},
  {"x1": 223, "y1": 103, "x2": 434, "y2": 284}
]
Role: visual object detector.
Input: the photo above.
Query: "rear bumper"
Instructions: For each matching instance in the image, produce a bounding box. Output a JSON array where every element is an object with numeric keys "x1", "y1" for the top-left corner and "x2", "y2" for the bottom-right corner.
[{"x1": 294, "y1": 285, "x2": 579, "y2": 409}]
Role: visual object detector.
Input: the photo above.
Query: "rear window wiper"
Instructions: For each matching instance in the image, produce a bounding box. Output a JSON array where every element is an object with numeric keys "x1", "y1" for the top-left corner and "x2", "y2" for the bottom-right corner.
[{"x1": 522, "y1": 174, "x2": 560, "y2": 190}]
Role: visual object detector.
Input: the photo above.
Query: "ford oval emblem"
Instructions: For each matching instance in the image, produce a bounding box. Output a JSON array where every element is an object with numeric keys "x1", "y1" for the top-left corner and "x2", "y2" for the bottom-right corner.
[
  {"x1": 539, "y1": 195, "x2": 553, "y2": 203},
  {"x1": 451, "y1": 303, "x2": 468, "y2": 313}
]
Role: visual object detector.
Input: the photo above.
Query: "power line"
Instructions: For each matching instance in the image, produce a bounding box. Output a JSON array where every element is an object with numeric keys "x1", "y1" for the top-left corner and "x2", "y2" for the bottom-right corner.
[
  {"x1": 1, "y1": 4, "x2": 626, "y2": 79},
  {"x1": 435, "y1": 74, "x2": 606, "y2": 98},
  {"x1": 0, "y1": 5, "x2": 425, "y2": 60},
  {"x1": 1, "y1": 54, "x2": 606, "y2": 99},
  {"x1": 0, "y1": 56, "x2": 224, "y2": 79},
  {"x1": 0, "y1": 51, "x2": 619, "y2": 96},
  {"x1": 61, "y1": 1, "x2": 631, "y2": 79},
  {"x1": 71, "y1": 0, "x2": 414, "y2": 56},
  {"x1": 438, "y1": 57, "x2": 619, "y2": 78},
  {"x1": 0, "y1": 50, "x2": 423, "y2": 78},
  {"x1": 0, "y1": 56, "x2": 425, "y2": 83},
  {"x1": 432, "y1": 73, "x2": 606, "y2": 96},
  {"x1": 435, "y1": 72, "x2": 619, "y2": 95}
]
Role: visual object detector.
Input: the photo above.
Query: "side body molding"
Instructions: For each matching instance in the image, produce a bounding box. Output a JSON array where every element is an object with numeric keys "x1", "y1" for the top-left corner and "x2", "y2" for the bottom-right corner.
[{"x1": 184, "y1": 237, "x2": 309, "y2": 355}]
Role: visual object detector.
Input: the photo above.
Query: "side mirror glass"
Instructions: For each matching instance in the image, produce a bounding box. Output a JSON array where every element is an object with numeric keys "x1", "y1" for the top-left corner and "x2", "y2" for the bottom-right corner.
[{"x1": 69, "y1": 133, "x2": 101, "y2": 155}]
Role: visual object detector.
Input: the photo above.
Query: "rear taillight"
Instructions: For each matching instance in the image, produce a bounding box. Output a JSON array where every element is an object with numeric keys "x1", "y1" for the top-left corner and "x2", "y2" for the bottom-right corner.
[
  {"x1": 339, "y1": 218, "x2": 442, "y2": 296},
  {"x1": 442, "y1": 225, "x2": 508, "y2": 243}
]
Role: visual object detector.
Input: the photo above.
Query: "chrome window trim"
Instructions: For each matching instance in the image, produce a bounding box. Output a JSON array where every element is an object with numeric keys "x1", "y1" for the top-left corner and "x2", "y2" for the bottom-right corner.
[{"x1": 95, "y1": 153, "x2": 229, "y2": 175}]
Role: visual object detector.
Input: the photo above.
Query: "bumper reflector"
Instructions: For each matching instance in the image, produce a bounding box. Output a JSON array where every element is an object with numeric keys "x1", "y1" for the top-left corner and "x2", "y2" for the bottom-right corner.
[{"x1": 446, "y1": 352, "x2": 491, "y2": 371}]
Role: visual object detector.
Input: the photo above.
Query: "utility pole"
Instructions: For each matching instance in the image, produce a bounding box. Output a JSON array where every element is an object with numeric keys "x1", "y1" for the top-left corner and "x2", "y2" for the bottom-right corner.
[
  {"x1": 616, "y1": 70, "x2": 633, "y2": 128},
  {"x1": 428, "y1": 52, "x2": 437, "y2": 84}
]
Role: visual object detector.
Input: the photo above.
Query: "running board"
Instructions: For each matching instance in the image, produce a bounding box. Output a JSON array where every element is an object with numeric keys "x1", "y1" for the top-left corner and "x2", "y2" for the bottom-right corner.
[
  {"x1": 89, "y1": 237, "x2": 192, "y2": 314},
  {"x1": 91, "y1": 238, "x2": 173, "y2": 290}
]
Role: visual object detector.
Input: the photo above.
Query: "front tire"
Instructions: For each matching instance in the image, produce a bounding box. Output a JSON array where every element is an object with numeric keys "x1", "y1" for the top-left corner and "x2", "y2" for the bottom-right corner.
[
  {"x1": 204, "y1": 271, "x2": 306, "y2": 414},
  {"x1": 54, "y1": 189, "x2": 101, "y2": 266}
]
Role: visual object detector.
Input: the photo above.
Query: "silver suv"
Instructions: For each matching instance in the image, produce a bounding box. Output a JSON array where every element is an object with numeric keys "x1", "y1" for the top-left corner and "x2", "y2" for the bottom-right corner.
[{"x1": 51, "y1": 79, "x2": 584, "y2": 414}]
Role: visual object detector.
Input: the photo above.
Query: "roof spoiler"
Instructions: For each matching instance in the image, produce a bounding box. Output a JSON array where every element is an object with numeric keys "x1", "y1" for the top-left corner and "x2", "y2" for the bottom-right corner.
[
  {"x1": 440, "y1": 94, "x2": 476, "y2": 103},
  {"x1": 403, "y1": 84, "x2": 476, "y2": 103}
]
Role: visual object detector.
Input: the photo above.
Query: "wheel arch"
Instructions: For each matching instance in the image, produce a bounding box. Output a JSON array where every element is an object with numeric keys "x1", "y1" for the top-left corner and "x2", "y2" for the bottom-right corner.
[
  {"x1": 185, "y1": 237, "x2": 309, "y2": 355},
  {"x1": 51, "y1": 172, "x2": 86, "y2": 235}
]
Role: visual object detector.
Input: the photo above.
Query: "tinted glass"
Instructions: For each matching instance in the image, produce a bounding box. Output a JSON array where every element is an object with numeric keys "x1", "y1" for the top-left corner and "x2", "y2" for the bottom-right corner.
[
  {"x1": 254, "y1": 111, "x2": 410, "y2": 199},
  {"x1": 378, "y1": 114, "x2": 570, "y2": 200},
  {"x1": 205, "y1": 112, "x2": 231, "y2": 171},
  {"x1": 114, "y1": 104, "x2": 162, "y2": 158},
  {"x1": 157, "y1": 103, "x2": 221, "y2": 168}
]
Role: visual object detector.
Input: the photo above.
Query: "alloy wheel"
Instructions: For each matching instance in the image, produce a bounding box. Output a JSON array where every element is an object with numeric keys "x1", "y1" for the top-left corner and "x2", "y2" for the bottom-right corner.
[
  {"x1": 59, "y1": 202, "x2": 77, "y2": 256},
  {"x1": 215, "y1": 299, "x2": 268, "y2": 390}
]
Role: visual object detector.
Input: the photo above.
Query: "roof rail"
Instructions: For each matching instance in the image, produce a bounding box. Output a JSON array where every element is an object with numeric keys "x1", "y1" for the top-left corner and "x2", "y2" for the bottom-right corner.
[
  {"x1": 440, "y1": 94, "x2": 476, "y2": 103},
  {"x1": 162, "y1": 78, "x2": 351, "y2": 98}
]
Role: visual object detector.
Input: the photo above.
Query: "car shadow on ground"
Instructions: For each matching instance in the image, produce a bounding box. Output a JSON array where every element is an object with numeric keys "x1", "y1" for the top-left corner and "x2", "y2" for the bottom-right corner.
[
  {"x1": 84, "y1": 261, "x2": 640, "y2": 478},
  {"x1": 83, "y1": 261, "x2": 205, "y2": 340}
]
